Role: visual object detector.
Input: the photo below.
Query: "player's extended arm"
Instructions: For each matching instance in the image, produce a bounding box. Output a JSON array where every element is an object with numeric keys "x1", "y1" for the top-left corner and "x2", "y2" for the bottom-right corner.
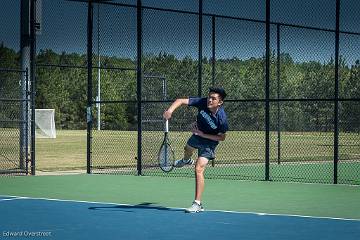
[{"x1": 163, "y1": 98, "x2": 189, "y2": 120}]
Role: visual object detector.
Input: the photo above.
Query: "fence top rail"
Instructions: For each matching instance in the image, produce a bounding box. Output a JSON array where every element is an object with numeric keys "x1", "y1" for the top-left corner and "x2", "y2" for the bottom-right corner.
[
  {"x1": 0, "y1": 98, "x2": 30, "y2": 102},
  {"x1": 0, "y1": 68, "x2": 27, "y2": 73},
  {"x1": 66, "y1": 0, "x2": 360, "y2": 36},
  {"x1": 36, "y1": 64, "x2": 136, "y2": 71},
  {"x1": 227, "y1": 98, "x2": 360, "y2": 102},
  {"x1": 92, "y1": 98, "x2": 360, "y2": 104}
]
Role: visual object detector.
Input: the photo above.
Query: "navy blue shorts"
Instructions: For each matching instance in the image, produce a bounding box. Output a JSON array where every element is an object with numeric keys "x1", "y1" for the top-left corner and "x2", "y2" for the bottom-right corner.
[{"x1": 187, "y1": 135, "x2": 218, "y2": 160}]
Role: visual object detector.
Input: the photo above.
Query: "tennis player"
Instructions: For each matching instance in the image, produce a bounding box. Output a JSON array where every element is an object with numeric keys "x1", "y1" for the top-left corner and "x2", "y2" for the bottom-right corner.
[{"x1": 163, "y1": 87, "x2": 228, "y2": 213}]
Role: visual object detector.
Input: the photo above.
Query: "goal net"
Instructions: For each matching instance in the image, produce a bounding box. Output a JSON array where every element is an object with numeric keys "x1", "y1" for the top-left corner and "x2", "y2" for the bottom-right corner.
[{"x1": 35, "y1": 109, "x2": 56, "y2": 138}]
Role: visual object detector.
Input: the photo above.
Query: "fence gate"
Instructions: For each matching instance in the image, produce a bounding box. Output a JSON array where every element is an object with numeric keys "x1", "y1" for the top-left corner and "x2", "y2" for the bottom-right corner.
[{"x1": 0, "y1": 68, "x2": 31, "y2": 175}]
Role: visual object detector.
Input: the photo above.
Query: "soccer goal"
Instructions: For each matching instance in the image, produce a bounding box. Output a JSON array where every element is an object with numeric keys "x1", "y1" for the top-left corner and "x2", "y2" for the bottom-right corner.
[{"x1": 35, "y1": 109, "x2": 56, "y2": 138}]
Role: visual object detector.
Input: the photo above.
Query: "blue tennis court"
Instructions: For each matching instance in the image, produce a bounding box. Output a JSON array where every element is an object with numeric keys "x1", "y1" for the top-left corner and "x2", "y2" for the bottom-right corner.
[{"x1": 1, "y1": 195, "x2": 359, "y2": 240}]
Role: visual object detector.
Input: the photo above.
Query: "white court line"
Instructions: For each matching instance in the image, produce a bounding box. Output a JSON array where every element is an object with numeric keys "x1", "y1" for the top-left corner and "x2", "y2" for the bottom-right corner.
[
  {"x1": 209, "y1": 209, "x2": 360, "y2": 222},
  {"x1": 0, "y1": 194, "x2": 359, "y2": 222},
  {"x1": 0, "y1": 196, "x2": 28, "y2": 202}
]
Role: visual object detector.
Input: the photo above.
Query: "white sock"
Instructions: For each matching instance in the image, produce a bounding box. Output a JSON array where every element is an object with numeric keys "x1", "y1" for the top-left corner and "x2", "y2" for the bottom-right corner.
[{"x1": 194, "y1": 200, "x2": 201, "y2": 205}]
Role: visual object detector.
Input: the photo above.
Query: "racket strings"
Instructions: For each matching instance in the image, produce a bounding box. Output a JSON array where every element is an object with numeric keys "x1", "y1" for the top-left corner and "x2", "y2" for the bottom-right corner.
[{"x1": 159, "y1": 143, "x2": 175, "y2": 172}]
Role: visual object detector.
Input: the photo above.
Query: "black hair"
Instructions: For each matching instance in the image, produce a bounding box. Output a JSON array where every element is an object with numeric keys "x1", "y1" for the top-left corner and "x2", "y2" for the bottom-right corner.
[{"x1": 209, "y1": 87, "x2": 227, "y2": 100}]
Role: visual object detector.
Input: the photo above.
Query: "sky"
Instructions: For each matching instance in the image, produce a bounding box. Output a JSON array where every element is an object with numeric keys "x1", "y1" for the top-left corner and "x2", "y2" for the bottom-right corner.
[{"x1": 1, "y1": 0, "x2": 359, "y2": 65}]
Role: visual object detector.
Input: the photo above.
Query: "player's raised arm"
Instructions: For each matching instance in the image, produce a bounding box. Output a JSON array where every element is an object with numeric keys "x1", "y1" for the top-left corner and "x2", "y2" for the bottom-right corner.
[{"x1": 163, "y1": 98, "x2": 189, "y2": 120}]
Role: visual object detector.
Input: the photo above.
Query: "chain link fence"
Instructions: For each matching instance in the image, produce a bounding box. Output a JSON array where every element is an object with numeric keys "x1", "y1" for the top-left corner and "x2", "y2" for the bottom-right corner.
[
  {"x1": 1, "y1": 0, "x2": 359, "y2": 184},
  {"x1": 0, "y1": 68, "x2": 30, "y2": 175},
  {"x1": 32, "y1": 0, "x2": 88, "y2": 173},
  {"x1": 89, "y1": 2, "x2": 137, "y2": 174},
  {"x1": 0, "y1": 1, "x2": 30, "y2": 175}
]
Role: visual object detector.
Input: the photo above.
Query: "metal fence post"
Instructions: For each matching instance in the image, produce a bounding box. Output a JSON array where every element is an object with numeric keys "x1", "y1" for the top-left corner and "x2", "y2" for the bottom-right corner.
[
  {"x1": 137, "y1": 0, "x2": 143, "y2": 176},
  {"x1": 277, "y1": 24, "x2": 281, "y2": 165},
  {"x1": 198, "y1": 0, "x2": 203, "y2": 97},
  {"x1": 333, "y1": 0, "x2": 340, "y2": 184},
  {"x1": 87, "y1": 0, "x2": 94, "y2": 174},
  {"x1": 211, "y1": 15, "x2": 216, "y2": 86},
  {"x1": 211, "y1": 15, "x2": 216, "y2": 168},
  {"x1": 25, "y1": 68, "x2": 29, "y2": 174},
  {"x1": 265, "y1": 0, "x2": 271, "y2": 181},
  {"x1": 20, "y1": 0, "x2": 30, "y2": 172},
  {"x1": 29, "y1": 0, "x2": 37, "y2": 175}
]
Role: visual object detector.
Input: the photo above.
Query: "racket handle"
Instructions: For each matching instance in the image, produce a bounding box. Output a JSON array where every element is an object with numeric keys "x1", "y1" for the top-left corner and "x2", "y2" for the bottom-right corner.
[{"x1": 165, "y1": 119, "x2": 169, "y2": 133}]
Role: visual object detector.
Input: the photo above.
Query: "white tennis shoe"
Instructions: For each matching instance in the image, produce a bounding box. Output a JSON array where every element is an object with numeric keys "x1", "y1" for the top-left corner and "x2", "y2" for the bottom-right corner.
[
  {"x1": 173, "y1": 159, "x2": 194, "y2": 168},
  {"x1": 185, "y1": 201, "x2": 204, "y2": 213}
]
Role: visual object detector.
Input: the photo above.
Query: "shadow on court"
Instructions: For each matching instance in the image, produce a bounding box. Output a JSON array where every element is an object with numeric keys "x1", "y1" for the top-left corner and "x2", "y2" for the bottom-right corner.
[{"x1": 88, "y1": 202, "x2": 184, "y2": 212}]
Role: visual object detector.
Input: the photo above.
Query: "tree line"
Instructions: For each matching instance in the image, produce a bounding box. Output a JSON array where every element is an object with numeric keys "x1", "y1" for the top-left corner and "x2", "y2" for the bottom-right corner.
[{"x1": 1, "y1": 43, "x2": 359, "y2": 132}]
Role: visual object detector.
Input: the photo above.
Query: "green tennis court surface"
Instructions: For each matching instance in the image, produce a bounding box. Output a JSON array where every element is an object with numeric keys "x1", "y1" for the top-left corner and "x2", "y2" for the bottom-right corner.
[{"x1": 0, "y1": 174, "x2": 359, "y2": 218}]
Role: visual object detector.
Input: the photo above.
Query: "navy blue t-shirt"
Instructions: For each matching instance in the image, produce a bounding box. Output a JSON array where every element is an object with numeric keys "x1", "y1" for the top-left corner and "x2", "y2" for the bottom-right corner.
[{"x1": 188, "y1": 97, "x2": 228, "y2": 145}]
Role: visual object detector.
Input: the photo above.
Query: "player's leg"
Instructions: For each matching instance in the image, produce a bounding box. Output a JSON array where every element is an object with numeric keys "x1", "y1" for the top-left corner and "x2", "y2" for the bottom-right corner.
[
  {"x1": 183, "y1": 144, "x2": 195, "y2": 160},
  {"x1": 185, "y1": 145, "x2": 215, "y2": 213},
  {"x1": 174, "y1": 144, "x2": 195, "y2": 167},
  {"x1": 185, "y1": 156, "x2": 208, "y2": 213},
  {"x1": 194, "y1": 156, "x2": 209, "y2": 202}
]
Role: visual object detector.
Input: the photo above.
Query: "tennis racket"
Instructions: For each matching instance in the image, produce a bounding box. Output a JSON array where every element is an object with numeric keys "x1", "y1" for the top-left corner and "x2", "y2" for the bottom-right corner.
[{"x1": 158, "y1": 119, "x2": 175, "y2": 172}]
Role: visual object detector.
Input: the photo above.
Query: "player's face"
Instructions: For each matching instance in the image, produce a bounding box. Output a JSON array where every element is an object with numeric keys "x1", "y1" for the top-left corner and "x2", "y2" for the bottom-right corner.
[{"x1": 207, "y1": 92, "x2": 223, "y2": 111}]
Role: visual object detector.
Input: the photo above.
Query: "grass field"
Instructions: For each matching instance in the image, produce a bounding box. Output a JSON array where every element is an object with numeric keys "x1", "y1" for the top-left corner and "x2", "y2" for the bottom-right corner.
[
  {"x1": 36, "y1": 130, "x2": 87, "y2": 170},
  {"x1": 1, "y1": 129, "x2": 359, "y2": 183}
]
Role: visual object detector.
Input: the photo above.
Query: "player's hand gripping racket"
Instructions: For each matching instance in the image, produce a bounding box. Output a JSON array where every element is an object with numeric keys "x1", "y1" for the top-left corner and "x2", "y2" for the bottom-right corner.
[{"x1": 158, "y1": 119, "x2": 175, "y2": 172}]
